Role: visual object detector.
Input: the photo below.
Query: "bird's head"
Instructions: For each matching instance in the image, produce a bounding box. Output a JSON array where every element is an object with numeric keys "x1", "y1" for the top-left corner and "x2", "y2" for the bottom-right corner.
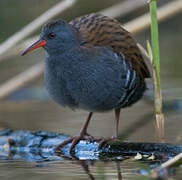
[{"x1": 22, "y1": 19, "x2": 79, "y2": 56}]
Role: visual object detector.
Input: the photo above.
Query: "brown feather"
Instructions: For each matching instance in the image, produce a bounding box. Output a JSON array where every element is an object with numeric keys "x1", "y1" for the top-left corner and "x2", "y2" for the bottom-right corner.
[{"x1": 69, "y1": 13, "x2": 150, "y2": 78}]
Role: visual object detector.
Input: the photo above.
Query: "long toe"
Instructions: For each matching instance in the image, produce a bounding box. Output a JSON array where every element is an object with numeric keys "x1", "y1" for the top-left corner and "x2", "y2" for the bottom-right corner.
[
  {"x1": 69, "y1": 136, "x2": 83, "y2": 154},
  {"x1": 55, "y1": 135, "x2": 91, "y2": 155},
  {"x1": 55, "y1": 135, "x2": 103, "y2": 155},
  {"x1": 55, "y1": 137, "x2": 75, "y2": 152},
  {"x1": 69, "y1": 135, "x2": 98, "y2": 154}
]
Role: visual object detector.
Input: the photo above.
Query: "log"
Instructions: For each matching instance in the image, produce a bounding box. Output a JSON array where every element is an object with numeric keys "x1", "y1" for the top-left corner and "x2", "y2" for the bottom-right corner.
[{"x1": 0, "y1": 129, "x2": 182, "y2": 161}]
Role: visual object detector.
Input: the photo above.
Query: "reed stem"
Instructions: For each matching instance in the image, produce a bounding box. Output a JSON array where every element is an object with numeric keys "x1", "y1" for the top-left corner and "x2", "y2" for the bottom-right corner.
[{"x1": 149, "y1": 0, "x2": 165, "y2": 141}]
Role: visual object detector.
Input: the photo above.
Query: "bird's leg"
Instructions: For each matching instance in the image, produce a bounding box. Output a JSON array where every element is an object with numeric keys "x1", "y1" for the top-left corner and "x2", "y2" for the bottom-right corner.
[
  {"x1": 55, "y1": 112, "x2": 93, "y2": 154},
  {"x1": 113, "y1": 108, "x2": 120, "y2": 138},
  {"x1": 79, "y1": 112, "x2": 93, "y2": 137},
  {"x1": 98, "y1": 108, "x2": 121, "y2": 148}
]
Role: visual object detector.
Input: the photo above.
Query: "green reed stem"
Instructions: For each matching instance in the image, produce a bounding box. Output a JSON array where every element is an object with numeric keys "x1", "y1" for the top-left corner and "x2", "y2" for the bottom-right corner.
[{"x1": 149, "y1": 0, "x2": 163, "y2": 114}]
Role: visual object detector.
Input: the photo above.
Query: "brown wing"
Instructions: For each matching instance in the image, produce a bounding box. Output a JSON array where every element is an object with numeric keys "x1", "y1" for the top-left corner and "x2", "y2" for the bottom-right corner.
[{"x1": 69, "y1": 13, "x2": 150, "y2": 78}]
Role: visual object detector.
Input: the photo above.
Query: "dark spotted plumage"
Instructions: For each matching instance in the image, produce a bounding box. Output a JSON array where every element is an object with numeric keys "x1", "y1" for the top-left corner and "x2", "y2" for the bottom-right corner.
[{"x1": 70, "y1": 13, "x2": 150, "y2": 78}]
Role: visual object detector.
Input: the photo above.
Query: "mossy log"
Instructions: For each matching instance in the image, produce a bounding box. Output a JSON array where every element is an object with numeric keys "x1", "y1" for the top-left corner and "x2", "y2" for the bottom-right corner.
[{"x1": 0, "y1": 129, "x2": 182, "y2": 161}]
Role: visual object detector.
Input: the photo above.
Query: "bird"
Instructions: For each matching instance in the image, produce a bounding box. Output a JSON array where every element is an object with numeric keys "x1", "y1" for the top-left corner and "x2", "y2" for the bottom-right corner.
[{"x1": 22, "y1": 13, "x2": 150, "y2": 154}]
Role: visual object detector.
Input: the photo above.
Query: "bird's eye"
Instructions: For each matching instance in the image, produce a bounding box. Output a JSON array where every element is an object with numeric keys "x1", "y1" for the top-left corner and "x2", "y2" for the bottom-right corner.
[{"x1": 48, "y1": 33, "x2": 56, "y2": 39}]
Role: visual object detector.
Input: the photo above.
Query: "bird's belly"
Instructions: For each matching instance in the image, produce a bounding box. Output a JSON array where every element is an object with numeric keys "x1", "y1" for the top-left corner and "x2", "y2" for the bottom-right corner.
[
  {"x1": 45, "y1": 72, "x2": 120, "y2": 111},
  {"x1": 45, "y1": 77, "x2": 145, "y2": 112},
  {"x1": 45, "y1": 62, "x2": 146, "y2": 112}
]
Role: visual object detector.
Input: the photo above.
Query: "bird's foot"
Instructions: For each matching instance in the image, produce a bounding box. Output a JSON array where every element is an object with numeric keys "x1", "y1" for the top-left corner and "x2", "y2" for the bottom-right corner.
[
  {"x1": 55, "y1": 134, "x2": 95, "y2": 155},
  {"x1": 98, "y1": 136, "x2": 120, "y2": 149}
]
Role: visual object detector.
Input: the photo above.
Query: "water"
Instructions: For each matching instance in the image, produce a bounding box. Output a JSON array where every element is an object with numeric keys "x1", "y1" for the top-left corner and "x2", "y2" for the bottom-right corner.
[
  {"x1": 0, "y1": 0, "x2": 182, "y2": 179},
  {"x1": 0, "y1": 160, "x2": 147, "y2": 180}
]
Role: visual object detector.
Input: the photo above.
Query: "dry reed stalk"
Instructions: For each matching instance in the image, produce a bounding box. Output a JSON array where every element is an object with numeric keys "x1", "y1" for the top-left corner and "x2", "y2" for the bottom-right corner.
[
  {"x1": 151, "y1": 153, "x2": 182, "y2": 178},
  {"x1": 0, "y1": 0, "x2": 77, "y2": 57}
]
